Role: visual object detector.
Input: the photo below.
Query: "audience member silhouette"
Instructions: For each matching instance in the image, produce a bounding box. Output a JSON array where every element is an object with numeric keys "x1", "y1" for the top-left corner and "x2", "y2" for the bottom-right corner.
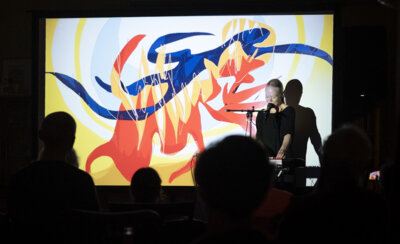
[
  {"x1": 278, "y1": 125, "x2": 388, "y2": 244},
  {"x1": 192, "y1": 135, "x2": 273, "y2": 243},
  {"x1": 7, "y1": 112, "x2": 99, "y2": 241},
  {"x1": 252, "y1": 187, "x2": 293, "y2": 242},
  {"x1": 284, "y1": 79, "x2": 322, "y2": 162},
  {"x1": 129, "y1": 168, "x2": 204, "y2": 244},
  {"x1": 130, "y1": 167, "x2": 162, "y2": 203}
]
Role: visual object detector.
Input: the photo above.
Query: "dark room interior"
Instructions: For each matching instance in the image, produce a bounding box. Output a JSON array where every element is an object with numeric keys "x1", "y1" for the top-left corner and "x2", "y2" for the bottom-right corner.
[{"x1": 0, "y1": 0, "x2": 399, "y2": 243}]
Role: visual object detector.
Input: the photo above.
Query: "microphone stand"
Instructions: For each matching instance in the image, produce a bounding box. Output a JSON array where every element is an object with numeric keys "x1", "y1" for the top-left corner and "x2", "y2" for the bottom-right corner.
[{"x1": 225, "y1": 106, "x2": 265, "y2": 136}]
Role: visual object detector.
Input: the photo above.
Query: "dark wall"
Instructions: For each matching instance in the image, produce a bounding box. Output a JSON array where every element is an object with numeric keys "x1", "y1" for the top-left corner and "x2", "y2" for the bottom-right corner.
[
  {"x1": 0, "y1": 0, "x2": 398, "y2": 211},
  {"x1": 337, "y1": 3, "x2": 398, "y2": 170}
]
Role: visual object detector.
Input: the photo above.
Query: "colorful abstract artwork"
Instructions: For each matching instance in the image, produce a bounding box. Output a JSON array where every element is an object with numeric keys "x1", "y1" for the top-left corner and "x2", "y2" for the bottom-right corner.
[{"x1": 45, "y1": 15, "x2": 333, "y2": 185}]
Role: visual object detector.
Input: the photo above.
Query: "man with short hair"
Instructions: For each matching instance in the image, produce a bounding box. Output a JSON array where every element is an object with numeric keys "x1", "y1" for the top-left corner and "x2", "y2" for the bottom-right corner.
[{"x1": 7, "y1": 112, "x2": 99, "y2": 240}]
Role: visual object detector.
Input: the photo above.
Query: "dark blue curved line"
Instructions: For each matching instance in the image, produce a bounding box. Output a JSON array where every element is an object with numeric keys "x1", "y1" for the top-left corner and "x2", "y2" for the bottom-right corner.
[
  {"x1": 47, "y1": 72, "x2": 165, "y2": 120},
  {"x1": 120, "y1": 80, "x2": 128, "y2": 93},
  {"x1": 267, "y1": 44, "x2": 333, "y2": 65},
  {"x1": 95, "y1": 75, "x2": 128, "y2": 93},
  {"x1": 147, "y1": 32, "x2": 214, "y2": 63},
  {"x1": 95, "y1": 76, "x2": 111, "y2": 92}
]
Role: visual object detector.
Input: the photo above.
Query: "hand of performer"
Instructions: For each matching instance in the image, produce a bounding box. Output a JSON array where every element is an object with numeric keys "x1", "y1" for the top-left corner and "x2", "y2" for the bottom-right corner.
[{"x1": 276, "y1": 147, "x2": 286, "y2": 159}]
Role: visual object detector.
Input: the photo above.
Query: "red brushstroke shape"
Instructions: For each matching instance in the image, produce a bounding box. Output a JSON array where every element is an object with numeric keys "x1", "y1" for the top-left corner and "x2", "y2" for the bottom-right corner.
[
  {"x1": 113, "y1": 35, "x2": 145, "y2": 74},
  {"x1": 202, "y1": 57, "x2": 267, "y2": 131},
  {"x1": 86, "y1": 35, "x2": 267, "y2": 183}
]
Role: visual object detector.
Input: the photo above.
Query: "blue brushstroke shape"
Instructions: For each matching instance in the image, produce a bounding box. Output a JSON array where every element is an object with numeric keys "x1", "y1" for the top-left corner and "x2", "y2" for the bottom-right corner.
[
  {"x1": 48, "y1": 72, "x2": 161, "y2": 120},
  {"x1": 48, "y1": 27, "x2": 333, "y2": 121}
]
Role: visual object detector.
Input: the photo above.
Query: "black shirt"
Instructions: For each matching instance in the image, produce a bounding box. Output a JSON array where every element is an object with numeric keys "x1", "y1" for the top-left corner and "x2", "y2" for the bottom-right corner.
[
  {"x1": 256, "y1": 106, "x2": 295, "y2": 158},
  {"x1": 7, "y1": 160, "x2": 99, "y2": 224}
]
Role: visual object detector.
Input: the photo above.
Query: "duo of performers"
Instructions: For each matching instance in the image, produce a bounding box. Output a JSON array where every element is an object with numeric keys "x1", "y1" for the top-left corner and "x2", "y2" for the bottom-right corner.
[{"x1": 256, "y1": 79, "x2": 295, "y2": 160}]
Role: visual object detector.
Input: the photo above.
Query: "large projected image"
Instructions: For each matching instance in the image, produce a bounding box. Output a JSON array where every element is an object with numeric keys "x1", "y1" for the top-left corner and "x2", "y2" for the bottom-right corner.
[{"x1": 45, "y1": 15, "x2": 333, "y2": 185}]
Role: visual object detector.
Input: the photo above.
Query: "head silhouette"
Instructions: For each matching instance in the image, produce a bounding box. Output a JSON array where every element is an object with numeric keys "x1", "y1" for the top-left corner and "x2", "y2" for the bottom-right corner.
[
  {"x1": 38, "y1": 112, "x2": 76, "y2": 152},
  {"x1": 320, "y1": 125, "x2": 372, "y2": 187},
  {"x1": 284, "y1": 79, "x2": 303, "y2": 106},
  {"x1": 194, "y1": 135, "x2": 272, "y2": 218},
  {"x1": 130, "y1": 167, "x2": 162, "y2": 203}
]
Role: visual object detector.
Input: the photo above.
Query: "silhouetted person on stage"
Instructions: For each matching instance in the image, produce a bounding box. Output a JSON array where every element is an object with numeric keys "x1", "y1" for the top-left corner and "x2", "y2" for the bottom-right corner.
[
  {"x1": 284, "y1": 79, "x2": 322, "y2": 162},
  {"x1": 7, "y1": 112, "x2": 99, "y2": 241},
  {"x1": 192, "y1": 135, "x2": 273, "y2": 243},
  {"x1": 278, "y1": 125, "x2": 388, "y2": 244}
]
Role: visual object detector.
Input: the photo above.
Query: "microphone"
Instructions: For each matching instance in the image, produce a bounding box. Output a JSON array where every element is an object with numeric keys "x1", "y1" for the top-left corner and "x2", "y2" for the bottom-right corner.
[
  {"x1": 267, "y1": 103, "x2": 275, "y2": 111},
  {"x1": 264, "y1": 103, "x2": 275, "y2": 119}
]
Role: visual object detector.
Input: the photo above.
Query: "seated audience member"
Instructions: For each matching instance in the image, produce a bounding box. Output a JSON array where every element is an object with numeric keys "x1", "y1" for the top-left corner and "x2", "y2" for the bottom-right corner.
[
  {"x1": 130, "y1": 167, "x2": 204, "y2": 244},
  {"x1": 252, "y1": 187, "x2": 293, "y2": 241},
  {"x1": 192, "y1": 135, "x2": 273, "y2": 243},
  {"x1": 7, "y1": 112, "x2": 99, "y2": 239},
  {"x1": 130, "y1": 167, "x2": 162, "y2": 203},
  {"x1": 278, "y1": 125, "x2": 388, "y2": 244}
]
